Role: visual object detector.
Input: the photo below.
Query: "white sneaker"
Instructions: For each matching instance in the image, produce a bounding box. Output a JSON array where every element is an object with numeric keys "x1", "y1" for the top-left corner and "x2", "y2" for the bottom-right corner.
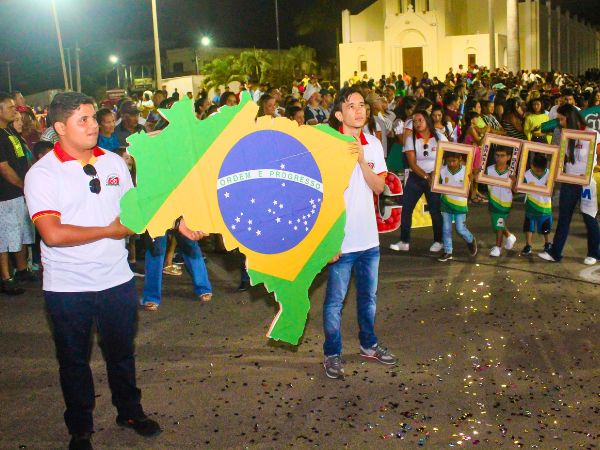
[
  {"x1": 504, "y1": 233, "x2": 517, "y2": 250},
  {"x1": 489, "y1": 246, "x2": 501, "y2": 257},
  {"x1": 429, "y1": 242, "x2": 443, "y2": 252},
  {"x1": 538, "y1": 251, "x2": 557, "y2": 262},
  {"x1": 583, "y1": 257, "x2": 597, "y2": 265},
  {"x1": 390, "y1": 241, "x2": 409, "y2": 252}
]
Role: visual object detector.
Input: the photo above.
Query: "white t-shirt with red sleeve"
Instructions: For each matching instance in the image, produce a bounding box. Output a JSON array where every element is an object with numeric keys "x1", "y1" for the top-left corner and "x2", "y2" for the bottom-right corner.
[
  {"x1": 24, "y1": 143, "x2": 134, "y2": 292},
  {"x1": 341, "y1": 131, "x2": 387, "y2": 254}
]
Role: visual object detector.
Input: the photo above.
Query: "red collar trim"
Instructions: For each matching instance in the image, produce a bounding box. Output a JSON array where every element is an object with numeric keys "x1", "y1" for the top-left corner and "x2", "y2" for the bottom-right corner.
[
  {"x1": 338, "y1": 126, "x2": 368, "y2": 145},
  {"x1": 53, "y1": 142, "x2": 105, "y2": 163}
]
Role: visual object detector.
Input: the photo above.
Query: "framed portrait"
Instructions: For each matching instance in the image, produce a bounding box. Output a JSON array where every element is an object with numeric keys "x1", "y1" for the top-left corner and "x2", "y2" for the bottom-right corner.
[
  {"x1": 555, "y1": 129, "x2": 598, "y2": 186},
  {"x1": 476, "y1": 134, "x2": 523, "y2": 188},
  {"x1": 431, "y1": 142, "x2": 474, "y2": 197},
  {"x1": 515, "y1": 142, "x2": 559, "y2": 196}
]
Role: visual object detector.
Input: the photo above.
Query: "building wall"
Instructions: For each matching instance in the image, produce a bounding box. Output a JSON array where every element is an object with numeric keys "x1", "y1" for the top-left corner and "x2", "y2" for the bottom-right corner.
[
  {"x1": 339, "y1": 41, "x2": 385, "y2": 79},
  {"x1": 339, "y1": 0, "x2": 600, "y2": 83},
  {"x1": 349, "y1": 0, "x2": 384, "y2": 42}
]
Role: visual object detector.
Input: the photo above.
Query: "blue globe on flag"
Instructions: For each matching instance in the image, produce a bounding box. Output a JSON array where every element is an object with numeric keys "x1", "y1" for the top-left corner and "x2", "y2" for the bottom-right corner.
[{"x1": 217, "y1": 130, "x2": 324, "y2": 254}]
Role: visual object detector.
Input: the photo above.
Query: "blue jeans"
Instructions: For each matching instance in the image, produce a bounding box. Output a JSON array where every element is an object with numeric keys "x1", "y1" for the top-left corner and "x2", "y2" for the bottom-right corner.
[
  {"x1": 323, "y1": 246, "x2": 379, "y2": 356},
  {"x1": 441, "y1": 212, "x2": 474, "y2": 253},
  {"x1": 44, "y1": 278, "x2": 144, "y2": 434},
  {"x1": 142, "y1": 235, "x2": 212, "y2": 304},
  {"x1": 400, "y1": 172, "x2": 443, "y2": 243},
  {"x1": 550, "y1": 183, "x2": 600, "y2": 261}
]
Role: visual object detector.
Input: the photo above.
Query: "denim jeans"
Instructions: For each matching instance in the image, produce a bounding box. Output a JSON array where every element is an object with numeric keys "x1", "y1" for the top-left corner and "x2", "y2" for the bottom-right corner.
[
  {"x1": 441, "y1": 212, "x2": 474, "y2": 253},
  {"x1": 400, "y1": 172, "x2": 443, "y2": 243},
  {"x1": 323, "y1": 246, "x2": 380, "y2": 356},
  {"x1": 142, "y1": 235, "x2": 212, "y2": 304},
  {"x1": 550, "y1": 183, "x2": 600, "y2": 261},
  {"x1": 44, "y1": 278, "x2": 144, "y2": 434}
]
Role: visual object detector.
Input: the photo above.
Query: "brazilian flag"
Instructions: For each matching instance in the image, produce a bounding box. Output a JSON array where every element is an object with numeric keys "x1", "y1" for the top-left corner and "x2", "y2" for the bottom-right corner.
[{"x1": 120, "y1": 94, "x2": 357, "y2": 344}]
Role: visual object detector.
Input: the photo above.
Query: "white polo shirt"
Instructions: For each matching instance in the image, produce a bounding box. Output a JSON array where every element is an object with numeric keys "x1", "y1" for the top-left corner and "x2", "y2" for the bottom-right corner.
[
  {"x1": 24, "y1": 143, "x2": 133, "y2": 292},
  {"x1": 403, "y1": 130, "x2": 447, "y2": 173},
  {"x1": 341, "y1": 131, "x2": 387, "y2": 254}
]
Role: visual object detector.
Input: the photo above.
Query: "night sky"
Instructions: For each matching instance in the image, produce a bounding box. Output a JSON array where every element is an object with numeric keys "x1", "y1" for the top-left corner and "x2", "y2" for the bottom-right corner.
[{"x1": 0, "y1": 0, "x2": 598, "y2": 95}]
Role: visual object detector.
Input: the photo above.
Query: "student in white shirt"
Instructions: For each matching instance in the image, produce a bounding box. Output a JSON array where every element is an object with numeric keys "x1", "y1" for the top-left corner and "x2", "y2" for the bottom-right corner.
[
  {"x1": 390, "y1": 110, "x2": 446, "y2": 253},
  {"x1": 322, "y1": 86, "x2": 397, "y2": 380},
  {"x1": 539, "y1": 104, "x2": 600, "y2": 265}
]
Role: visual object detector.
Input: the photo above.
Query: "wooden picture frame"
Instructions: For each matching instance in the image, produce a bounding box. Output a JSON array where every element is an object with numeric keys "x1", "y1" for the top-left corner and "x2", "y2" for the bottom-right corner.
[
  {"x1": 430, "y1": 142, "x2": 474, "y2": 197},
  {"x1": 476, "y1": 134, "x2": 523, "y2": 188},
  {"x1": 555, "y1": 129, "x2": 598, "y2": 186},
  {"x1": 515, "y1": 142, "x2": 559, "y2": 196}
]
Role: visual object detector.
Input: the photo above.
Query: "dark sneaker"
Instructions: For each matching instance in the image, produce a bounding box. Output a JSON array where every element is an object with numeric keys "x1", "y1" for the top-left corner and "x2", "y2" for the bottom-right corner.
[
  {"x1": 237, "y1": 280, "x2": 250, "y2": 292},
  {"x1": 1, "y1": 278, "x2": 25, "y2": 296},
  {"x1": 360, "y1": 344, "x2": 397, "y2": 365},
  {"x1": 467, "y1": 237, "x2": 478, "y2": 256},
  {"x1": 438, "y1": 252, "x2": 453, "y2": 262},
  {"x1": 543, "y1": 242, "x2": 552, "y2": 253},
  {"x1": 173, "y1": 253, "x2": 184, "y2": 266},
  {"x1": 323, "y1": 355, "x2": 345, "y2": 379},
  {"x1": 116, "y1": 415, "x2": 161, "y2": 437},
  {"x1": 13, "y1": 269, "x2": 39, "y2": 283},
  {"x1": 521, "y1": 245, "x2": 532, "y2": 255},
  {"x1": 129, "y1": 262, "x2": 145, "y2": 278},
  {"x1": 69, "y1": 432, "x2": 93, "y2": 450}
]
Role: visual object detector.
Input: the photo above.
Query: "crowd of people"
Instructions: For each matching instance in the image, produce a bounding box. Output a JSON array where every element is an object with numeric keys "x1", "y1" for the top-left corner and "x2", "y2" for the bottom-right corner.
[{"x1": 1, "y1": 62, "x2": 599, "y2": 449}]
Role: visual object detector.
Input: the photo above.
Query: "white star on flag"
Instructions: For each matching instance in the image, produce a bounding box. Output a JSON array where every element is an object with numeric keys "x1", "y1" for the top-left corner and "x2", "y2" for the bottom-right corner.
[
  {"x1": 310, "y1": 199, "x2": 315, "y2": 205},
  {"x1": 304, "y1": 221, "x2": 308, "y2": 225},
  {"x1": 256, "y1": 230, "x2": 261, "y2": 236},
  {"x1": 305, "y1": 227, "x2": 309, "y2": 231},
  {"x1": 288, "y1": 220, "x2": 292, "y2": 224},
  {"x1": 297, "y1": 218, "x2": 300, "y2": 223},
  {"x1": 276, "y1": 217, "x2": 281, "y2": 223},
  {"x1": 231, "y1": 225, "x2": 236, "y2": 230},
  {"x1": 281, "y1": 182, "x2": 286, "y2": 187},
  {"x1": 250, "y1": 198, "x2": 255, "y2": 204},
  {"x1": 248, "y1": 219, "x2": 253, "y2": 225},
  {"x1": 235, "y1": 217, "x2": 240, "y2": 223},
  {"x1": 224, "y1": 192, "x2": 230, "y2": 198},
  {"x1": 280, "y1": 164, "x2": 285, "y2": 169},
  {"x1": 247, "y1": 227, "x2": 252, "y2": 231},
  {"x1": 273, "y1": 200, "x2": 278, "y2": 205},
  {"x1": 293, "y1": 226, "x2": 298, "y2": 230},
  {"x1": 279, "y1": 204, "x2": 283, "y2": 209},
  {"x1": 302, "y1": 215, "x2": 306, "y2": 219}
]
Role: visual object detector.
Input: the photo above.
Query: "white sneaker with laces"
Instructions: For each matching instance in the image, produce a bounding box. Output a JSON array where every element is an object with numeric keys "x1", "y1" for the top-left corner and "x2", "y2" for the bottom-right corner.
[
  {"x1": 390, "y1": 241, "x2": 409, "y2": 252},
  {"x1": 504, "y1": 234, "x2": 517, "y2": 250},
  {"x1": 583, "y1": 257, "x2": 597, "y2": 265},
  {"x1": 489, "y1": 246, "x2": 501, "y2": 257},
  {"x1": 429, "y1": 242, "x2": 443, "y2": 252},
  {"x1": 538, "y1": 251, "x2": 557, "y2": 262}
]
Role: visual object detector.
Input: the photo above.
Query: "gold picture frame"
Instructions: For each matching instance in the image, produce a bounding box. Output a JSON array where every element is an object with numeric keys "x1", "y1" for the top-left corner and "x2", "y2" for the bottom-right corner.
[
  {"x1": 430, "y1": 142, "x2": 474, "y2": 197},
  {"x1": 515, "y1": 142, "x2": 559, "y2": 196},
  {"x1": 555, "y1": 129, "x2": 598, "y2": 186},
  {"x1": 476, "y1": 134, "x2": 523, "y2": 188}
]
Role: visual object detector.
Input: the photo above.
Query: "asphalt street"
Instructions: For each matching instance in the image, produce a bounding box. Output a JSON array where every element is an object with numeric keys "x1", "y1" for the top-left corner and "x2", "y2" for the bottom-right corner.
[{"x1": 1, "y1": 201, "x2": 599, "y2": 449}]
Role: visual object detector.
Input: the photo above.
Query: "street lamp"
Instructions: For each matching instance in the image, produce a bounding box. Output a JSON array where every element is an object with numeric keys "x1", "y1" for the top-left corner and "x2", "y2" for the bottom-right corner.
[
  {"x1": 196, "y1": 36, "x2": 212, "y2": 74},
  {"x1": 109, "y1": 55, "x2": 119, "y2": 64},
  {"x1": 109, "y1": 55, "x2": 120, "y2": 88}
]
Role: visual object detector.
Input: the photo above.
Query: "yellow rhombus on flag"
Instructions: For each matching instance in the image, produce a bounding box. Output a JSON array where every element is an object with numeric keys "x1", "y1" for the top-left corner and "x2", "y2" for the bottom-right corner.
[{"x1": 120, "y1": 94, "x2": 357, "y2": 344}]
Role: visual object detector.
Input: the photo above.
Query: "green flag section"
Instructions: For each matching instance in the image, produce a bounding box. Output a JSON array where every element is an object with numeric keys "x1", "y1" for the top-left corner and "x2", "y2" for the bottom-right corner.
[
  {"x1": 541, "y1": 105, "x2": 600, "y2": 133},
  {"x1": 120, "y1": 93, "x2": 358, "y2": 345}
]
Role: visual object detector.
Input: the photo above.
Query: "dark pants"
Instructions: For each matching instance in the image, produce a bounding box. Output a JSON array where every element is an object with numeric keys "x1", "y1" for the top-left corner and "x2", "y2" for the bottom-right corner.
[
  {"x1": 550, "y1": 183, "x2": 600, "y2": 261},
  {"x1": 44, "y1": 278, "x2": 144, "y2": 434},
  {"x1": 400, "y1": 172, "x2": 443, "y2": 243}
]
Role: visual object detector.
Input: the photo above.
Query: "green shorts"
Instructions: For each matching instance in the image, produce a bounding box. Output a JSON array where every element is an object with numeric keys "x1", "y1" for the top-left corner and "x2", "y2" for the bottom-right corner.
[{"x1": 491, "y1": 212, "x2": 509, "y2": 231}]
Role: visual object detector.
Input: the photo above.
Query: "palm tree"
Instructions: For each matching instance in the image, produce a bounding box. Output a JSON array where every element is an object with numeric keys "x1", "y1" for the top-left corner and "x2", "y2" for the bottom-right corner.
[
  {"x1": 284, "y1": 45, "x2": 318, "y2": 80},
  {"x1": 202, "y1": 55, "x2": 242, "y2": 90},
  {"x1": 238, "y1": 49, "x2": 273, "y2": 83}
]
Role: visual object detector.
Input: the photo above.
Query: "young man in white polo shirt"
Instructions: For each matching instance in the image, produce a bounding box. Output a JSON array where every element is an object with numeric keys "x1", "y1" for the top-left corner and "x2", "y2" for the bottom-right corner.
[
  {"x1": 323, "y1": 86, "x2": 397, "y2": 380},
  {"x1": 24, "y1": 92, "x2": 160, "y2": 450}
]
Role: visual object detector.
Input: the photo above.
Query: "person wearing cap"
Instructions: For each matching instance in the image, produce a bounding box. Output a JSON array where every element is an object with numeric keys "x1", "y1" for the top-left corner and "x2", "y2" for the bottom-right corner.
[
  {"x1": 303, "y1": 86, "x2": 326, "y2": 125},
  {"x1": 115, "y1": 101, "x2": 146, "y2": 147}
]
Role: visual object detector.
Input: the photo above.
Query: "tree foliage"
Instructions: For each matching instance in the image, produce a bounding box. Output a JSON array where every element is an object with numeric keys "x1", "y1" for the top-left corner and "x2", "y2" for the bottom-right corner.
[{"x1": 202, "y1": 55, "x2": 242, "y2": 90}]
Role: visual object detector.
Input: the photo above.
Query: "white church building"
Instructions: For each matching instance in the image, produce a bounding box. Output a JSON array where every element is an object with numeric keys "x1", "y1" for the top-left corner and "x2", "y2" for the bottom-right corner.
[{"x1": 339, "y1": 0, "x2": 600, "y2": 83}]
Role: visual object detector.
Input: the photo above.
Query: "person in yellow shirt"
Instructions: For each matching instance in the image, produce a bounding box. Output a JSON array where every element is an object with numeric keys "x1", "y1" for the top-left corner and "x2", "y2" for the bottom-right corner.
[{"x1": 524, "y1": 98, "x2": 551, "y2": 143}]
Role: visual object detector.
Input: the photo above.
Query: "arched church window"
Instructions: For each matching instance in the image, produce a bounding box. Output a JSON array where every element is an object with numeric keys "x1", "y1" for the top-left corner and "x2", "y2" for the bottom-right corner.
[{"x1": 360, "y1": 60, "x2": 368, "y2": 72}]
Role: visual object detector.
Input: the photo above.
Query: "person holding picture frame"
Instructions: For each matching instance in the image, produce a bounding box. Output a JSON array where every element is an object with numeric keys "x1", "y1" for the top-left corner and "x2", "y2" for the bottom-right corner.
[{"x1": 539, "y1": 104, "x2": 600, "y2": 265}]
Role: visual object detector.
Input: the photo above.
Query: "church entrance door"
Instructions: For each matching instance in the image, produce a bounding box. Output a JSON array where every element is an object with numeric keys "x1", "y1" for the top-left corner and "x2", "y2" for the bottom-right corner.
[{"x1": 402, "y1": 47, "x2": 423, "y2": 79}]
